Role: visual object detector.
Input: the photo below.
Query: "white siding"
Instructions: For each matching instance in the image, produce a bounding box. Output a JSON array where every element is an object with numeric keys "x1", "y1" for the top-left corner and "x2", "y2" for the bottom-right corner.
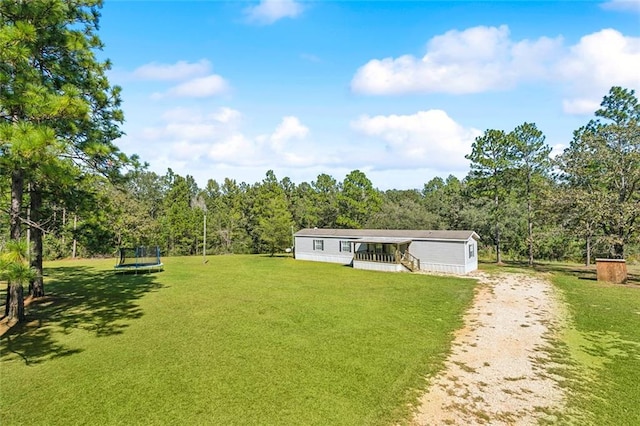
[
  {"x1": 464, "y1": 239, "x2": 478, "y2": 273},
  {"x1": 294, "y1": 236, "x2": 356, "y2": 265},
  {"x1": 410, "y1": 240, "x2": 465, "y2": 266},
  {"x1": 408, "y1": 239, "x2": 477, "y2": 274}
]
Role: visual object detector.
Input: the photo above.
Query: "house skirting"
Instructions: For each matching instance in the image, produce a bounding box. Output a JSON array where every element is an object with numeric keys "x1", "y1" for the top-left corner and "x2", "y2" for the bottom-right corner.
[
  {"x1": 420, "y1": 262, "x2": 474, "y2": 275},
  {"x1": 353, "y1": 260, "x2": 405, "y2": 272},
  {"x1": 295, "y1": 253, "x2": 353, "y2": 265}
]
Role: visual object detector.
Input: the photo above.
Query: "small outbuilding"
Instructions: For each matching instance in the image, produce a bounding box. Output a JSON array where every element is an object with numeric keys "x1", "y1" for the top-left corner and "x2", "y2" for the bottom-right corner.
[
  {"x1": 294, "y1": 229, "x2": 479, "y2": 274},
  {"x1": 595, "y1": 258, "x2": 627, "y2": 284}
]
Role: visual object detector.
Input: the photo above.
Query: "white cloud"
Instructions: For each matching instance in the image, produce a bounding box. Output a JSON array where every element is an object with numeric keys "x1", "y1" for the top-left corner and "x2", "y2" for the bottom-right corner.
[
  {"x1": 150, "y1": 75, "x2": 229, "y2": 99},
  {"x1": 142, "y1": 107, "x2": 240, "y2": 140},
  {"x1": 133, "y1": 60, "x2": 211, "y2": 81},
  {"x1": 211, "y1": 107, "x2": 242, "y2": 124},
  {"x1": 270, "y1": 116, "x2": 309, "y2": 149},
  {"x1": 132, "y1": 60, "x2": 229, "y2": 99},
  {"x1": 562, "y1": 98, "x2": 601, "y2": 115},
  {"x1": 245, "y1": 0, "x2": 303, "y2": 25},
  {"x1": 351, "y1": 25, "x2": 640, "y2": 116},
  {"x1": 351, "y1": 110, "x2": 482, "y2": 170},
  {"x1": 351, "y1": 25, "x2": 562, "y2": 95},
  {"x1": 208, "y1": 133, "x2": 258, "y2": 165},
  {"x1": 138, "y1": 108, "x2": 319, "y2": 171},
  {"x1": 558, "y1": 29, "x2": 640, "y2": 114},
  {"x1": 172, "y1": 140, "x2": 210, "y2": 161},
  {"x1": 123, "y1": 106, "x2": 482, "y2": 189},
  {"x1": 600, "y1": 0, "x2": 640, "y2": 12},
  {"x1": 164, "y1": 75, "x2": 229, "y2": 98}
]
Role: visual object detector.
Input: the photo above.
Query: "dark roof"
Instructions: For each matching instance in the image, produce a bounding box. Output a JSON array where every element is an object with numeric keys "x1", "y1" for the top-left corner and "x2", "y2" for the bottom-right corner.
[
  {"x1": 294, "y1": 228, "x2": 479, "y2": 241},
  {"x1": 351, "y1": 237, "x2": 413, "y2": 244}
]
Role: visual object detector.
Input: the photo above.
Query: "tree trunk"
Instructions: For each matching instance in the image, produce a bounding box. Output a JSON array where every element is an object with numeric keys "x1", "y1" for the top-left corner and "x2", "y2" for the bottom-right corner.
[
  {"x1": 527, "y1": 193, "x2": 534, "y2": 267},
  {"x1": 495, "y1": 223, "x2": 502, "y2": 264},
  {"x1": 29, "y1": 188, "x2": 45, "y2": 297},
  {"x1": 528, "y1": 220, "x2": 533, "y2": 267},
  {"x1": 6, "y1": 281, "x2": 25, "y2": 322},
  {"x1": 72, "y1": 214, "x2": 77, "y2": 258},
  {"x1": 494, "y1": 191, "x2": 502, "y2": 264},
  {"x1": 613, "y1": 225, "x2": 625, "y2": 259},
  {"x1": 62, "y1": 207, "x2": 66, "y2": 246},
  {"x1": 7, "y1": 169, "x2": 25, "y2": 321},
  {"x1": 586, "y1": 235, "x2": 591, "y2": 266},
  {"x1": 10, "y1": 169, "x2": 24, "y2": 239},
  {"x1": 4, "y1": 283, "x2": 9, "y2": 318},
  {"x1": 26, "y1": 187, "x2": 31, "y2": 260},
  {"x1": 612, "y1": 242, "x2": 624, "y2": 259}
]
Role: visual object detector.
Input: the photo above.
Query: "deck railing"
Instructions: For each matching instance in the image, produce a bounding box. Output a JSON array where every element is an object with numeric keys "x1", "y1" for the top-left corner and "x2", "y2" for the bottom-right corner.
[
  {"x1": 354, "y1": 251, "x2": 398, "y2": 264},
  {"x1": 354, "y1": 250, "x2": 420, "y2": 272}
]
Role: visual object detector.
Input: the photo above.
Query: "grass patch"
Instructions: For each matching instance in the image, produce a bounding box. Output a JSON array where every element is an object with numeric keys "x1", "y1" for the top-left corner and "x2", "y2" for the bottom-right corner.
[
  {"x1": 479, "y1": 259, "x2": 640, "y2": 286},
  {"x1": 551, "y1": 273, "x2": 640, "y2": 425},
  {"x1": 1, "y1": 255, "x2": 475, "y2": 425}
]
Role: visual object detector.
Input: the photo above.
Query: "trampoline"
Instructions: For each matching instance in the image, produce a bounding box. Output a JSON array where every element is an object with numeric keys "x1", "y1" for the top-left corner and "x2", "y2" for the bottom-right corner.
[{"x1": 114, "y1": 246, "x2": 164, "y2": 273}]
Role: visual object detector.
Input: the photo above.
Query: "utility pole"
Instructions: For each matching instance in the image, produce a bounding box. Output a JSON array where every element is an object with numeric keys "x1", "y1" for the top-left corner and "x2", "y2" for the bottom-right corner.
[
  {"x1": 193, "y1": 195, "x2": 207, "y2": 263},
  {"x1": 203, "y1": 210, "x2": 207, "y2": 263}
]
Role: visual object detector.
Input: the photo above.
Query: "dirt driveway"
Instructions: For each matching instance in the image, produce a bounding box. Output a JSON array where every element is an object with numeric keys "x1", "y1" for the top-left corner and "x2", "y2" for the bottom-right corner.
[{"x1": 412, "y1": 272, "x2": 566, "y2": 425}]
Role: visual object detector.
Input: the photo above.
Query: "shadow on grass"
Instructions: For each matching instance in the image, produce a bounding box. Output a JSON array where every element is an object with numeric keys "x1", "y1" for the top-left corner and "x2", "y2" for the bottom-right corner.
[
  {"x1": 1, "y1": 266, "x2": 163, "y2": 365},
  {"x1": 580, "y1": 330, "x2": 640, "y2": 362},
  {"x1": 259, "y1": 253, "x2": 294, "y2": 259}
]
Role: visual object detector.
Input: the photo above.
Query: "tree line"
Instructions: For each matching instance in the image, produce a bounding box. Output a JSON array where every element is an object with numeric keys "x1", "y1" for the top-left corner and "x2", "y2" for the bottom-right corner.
[
  {"x1": 2, "y1": 1, "x2": 639, "y2": 323},
  {"x1": 8, "y1": 83, "x2": 640, "y2": 267}
]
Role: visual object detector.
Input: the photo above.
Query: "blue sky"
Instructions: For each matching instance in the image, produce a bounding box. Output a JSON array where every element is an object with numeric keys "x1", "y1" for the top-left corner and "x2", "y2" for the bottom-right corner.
[{"x1": 101, "y1": 0, "x2": 640, "y2": 190}]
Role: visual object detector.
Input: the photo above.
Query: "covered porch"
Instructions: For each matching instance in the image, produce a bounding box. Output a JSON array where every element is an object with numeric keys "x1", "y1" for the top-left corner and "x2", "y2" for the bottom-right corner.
[{"x1": 352, "y1": 237, "x2": 420, "y2": 272}]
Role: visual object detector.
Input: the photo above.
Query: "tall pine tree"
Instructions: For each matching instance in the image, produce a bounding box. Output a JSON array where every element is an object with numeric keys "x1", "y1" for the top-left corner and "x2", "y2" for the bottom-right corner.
[
  {"x1": 465, "y1": 130, "x2": 514, "y2": 264},
  {"x1": 1, "y1": 0, "x2": 131, "y2": 319}
]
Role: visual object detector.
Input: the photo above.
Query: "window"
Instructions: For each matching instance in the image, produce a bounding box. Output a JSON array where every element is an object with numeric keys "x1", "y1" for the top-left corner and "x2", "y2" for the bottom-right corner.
[
  {"x1": 340, "y1": 241, "x2": 351, "y2": 252},
  {"x1": 313, "y1": 239, "x2": 324, "y2": 251},
  {"x1": 469, "y1": 244, "x2": 475, "y2": 259}
]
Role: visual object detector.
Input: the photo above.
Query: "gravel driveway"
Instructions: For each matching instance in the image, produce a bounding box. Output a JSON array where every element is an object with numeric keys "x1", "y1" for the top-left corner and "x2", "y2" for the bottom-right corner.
[{"x1": 412, "y1": 272, "x2": 566, "y2": 425}]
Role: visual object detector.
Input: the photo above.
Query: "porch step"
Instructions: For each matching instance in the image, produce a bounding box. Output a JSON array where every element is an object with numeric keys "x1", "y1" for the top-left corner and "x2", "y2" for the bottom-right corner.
[
  {"x1": 400, "y1": 252, "x2": 420, "y2": 272},
  {"x1": 401, "y1": 259, "x2": 415, "y2": 272}
]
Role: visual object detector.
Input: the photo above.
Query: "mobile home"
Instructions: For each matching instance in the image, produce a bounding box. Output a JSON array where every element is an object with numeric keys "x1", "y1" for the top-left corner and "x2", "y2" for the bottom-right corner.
[{"x1": 294, "y1": 229, "x2": 479, "y2": 274}]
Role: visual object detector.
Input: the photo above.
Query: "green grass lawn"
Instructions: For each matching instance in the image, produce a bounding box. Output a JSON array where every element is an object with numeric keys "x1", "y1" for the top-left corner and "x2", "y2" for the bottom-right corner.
[
  {"x1": 551, "y1": 273, "x2": 640, "y2": 425},
  {"x1": 1, "y1": 255, "x2": 475, "y2": 425}
]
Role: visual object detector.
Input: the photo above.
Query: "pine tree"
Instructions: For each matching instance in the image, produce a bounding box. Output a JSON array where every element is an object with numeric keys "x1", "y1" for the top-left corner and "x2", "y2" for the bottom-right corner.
[
  {"x1": 1, "y1": 0, "x2": 132, "y2": 316},
  {"x1": 557, "y1": 87, "x2": 640, "y2": 258},
  {"x1": 510, "y1": 123, "x2": 551, "y2": 266},
  {"x1": 465, "y1": 130, "x2": 514, "y2": 264}
]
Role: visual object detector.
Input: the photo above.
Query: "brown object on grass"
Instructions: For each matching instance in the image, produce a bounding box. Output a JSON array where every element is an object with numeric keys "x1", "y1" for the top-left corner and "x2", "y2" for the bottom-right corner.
[{"x1": 596, "y1": 258, "x2": 628, "y2": 284}]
